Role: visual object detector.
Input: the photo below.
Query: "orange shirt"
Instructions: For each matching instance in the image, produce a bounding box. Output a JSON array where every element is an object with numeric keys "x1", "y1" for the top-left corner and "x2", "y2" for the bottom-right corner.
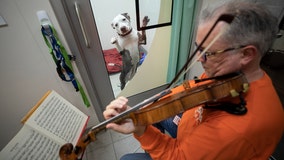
[{"x1": 134, "y1": 72, "x2": 284, "y2": 160}]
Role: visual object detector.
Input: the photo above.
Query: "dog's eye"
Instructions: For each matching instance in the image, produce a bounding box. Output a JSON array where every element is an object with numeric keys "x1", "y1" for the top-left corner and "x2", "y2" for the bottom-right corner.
[
  {"x1": 115, "y1": 23, "x2": 118, "y2": 27},
  {"x1": 122, "y1": 18, "x2": 126, "y2": 21}
]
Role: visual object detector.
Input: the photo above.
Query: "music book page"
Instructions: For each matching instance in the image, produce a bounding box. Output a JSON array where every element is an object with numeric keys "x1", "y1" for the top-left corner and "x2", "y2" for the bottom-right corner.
[{"x1": 0, "y1": 90, "x2": 89, "y2": 160}]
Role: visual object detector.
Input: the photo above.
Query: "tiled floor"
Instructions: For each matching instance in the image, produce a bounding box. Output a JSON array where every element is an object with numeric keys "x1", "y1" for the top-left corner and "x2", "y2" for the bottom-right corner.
[
  {"x1": 109, "y1": 73, "x2": 122, "y2": 97},
  {"x1": 81, "y1": 73, "x2": 143, "y2": 160},
  {"x1": 82, "y1": 129, "x2": 143, "y2": 160}
]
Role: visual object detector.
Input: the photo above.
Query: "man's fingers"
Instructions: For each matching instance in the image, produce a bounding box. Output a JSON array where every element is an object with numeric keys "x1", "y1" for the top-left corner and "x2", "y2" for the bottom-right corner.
[
  {"x1": 106, "y1": 119, "x2": 135, "y2": 134},
  {"x1": 104, "y1": 96, "x2": 129, "y2": 119}
]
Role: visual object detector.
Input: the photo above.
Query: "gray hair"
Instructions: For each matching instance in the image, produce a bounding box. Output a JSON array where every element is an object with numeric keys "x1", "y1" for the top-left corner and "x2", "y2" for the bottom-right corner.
[{"x1": 199, "y1": 0, "x2": 278, "y2": 56}]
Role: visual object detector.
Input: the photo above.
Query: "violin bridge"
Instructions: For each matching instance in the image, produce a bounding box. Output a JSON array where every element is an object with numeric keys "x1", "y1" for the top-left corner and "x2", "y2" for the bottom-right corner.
[
  {"x1": 183, "y1": 81, "x2": 191, "y2": 89},
  {"x1": 230, "y1": 89, "x2": 240, "y2": 97},
  {"x1": 242, "y1": 83, "x2": 249, "y2": 93}
]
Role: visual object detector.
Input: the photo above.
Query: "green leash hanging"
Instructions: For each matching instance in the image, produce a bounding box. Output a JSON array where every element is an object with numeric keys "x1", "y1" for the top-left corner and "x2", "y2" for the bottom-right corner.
[{"x1": 41, "y1": 24, "x2": 90, "y2": 107}]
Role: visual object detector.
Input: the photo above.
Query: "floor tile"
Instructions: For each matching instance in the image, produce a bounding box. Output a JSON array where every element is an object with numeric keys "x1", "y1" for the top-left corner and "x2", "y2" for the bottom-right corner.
[
  {"x1": 84, "y1": 143, "x2": 116, "y2": 160},
  {"x1": 109, "y1": 73, "x2": 121, "y2": 97},
  {"x1": 82, "y1": 129, "x2": 142, "y2": 160},
  {"x1": 113, "y1": 133, "x2": 142, "y2": 159}
]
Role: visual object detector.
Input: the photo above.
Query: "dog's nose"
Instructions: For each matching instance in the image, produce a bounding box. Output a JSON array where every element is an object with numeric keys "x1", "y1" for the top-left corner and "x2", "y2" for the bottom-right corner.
[{"x1": 120, "y1": 26, "x2": 127, "y2": 33}]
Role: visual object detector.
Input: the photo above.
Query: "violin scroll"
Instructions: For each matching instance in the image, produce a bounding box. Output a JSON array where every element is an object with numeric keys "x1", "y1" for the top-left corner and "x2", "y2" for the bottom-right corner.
[
  {"x1": 59, "y1": 132, "x2": 96, "y2": 160},
  {"x1": 59, "y1": 143, "x2": 77, "y2": 160}
]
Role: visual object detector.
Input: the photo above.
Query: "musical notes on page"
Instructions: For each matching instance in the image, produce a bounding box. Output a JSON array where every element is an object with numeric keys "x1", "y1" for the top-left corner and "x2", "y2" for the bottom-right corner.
[{"x1": 0, "y1": 90, "x2": 89, "y2": 159}]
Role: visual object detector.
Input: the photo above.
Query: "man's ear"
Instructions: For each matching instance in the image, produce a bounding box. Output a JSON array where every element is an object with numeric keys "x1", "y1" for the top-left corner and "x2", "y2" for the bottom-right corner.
[{"x1": 240, "y1": 45, "x2": 258, "y2": 65}]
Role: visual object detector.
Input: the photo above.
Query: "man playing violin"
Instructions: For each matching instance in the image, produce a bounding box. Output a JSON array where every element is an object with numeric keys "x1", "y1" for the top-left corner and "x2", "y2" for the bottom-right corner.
[{"x1": 103, "y1": 1, "x2": 284, "y2": 159}]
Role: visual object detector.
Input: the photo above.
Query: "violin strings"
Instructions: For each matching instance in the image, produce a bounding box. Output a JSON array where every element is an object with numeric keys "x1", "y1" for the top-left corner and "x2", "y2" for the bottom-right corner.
[
  {"x1": 168, "y1": 24, "x2": 229, "y2": 89},
  {"x1": 90, "y1": 89, "x2": 171, "y2": 131}
]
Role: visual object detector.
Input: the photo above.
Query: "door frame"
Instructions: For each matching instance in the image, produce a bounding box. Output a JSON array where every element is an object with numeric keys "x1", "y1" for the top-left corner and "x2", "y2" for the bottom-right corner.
[{"x1": 49, "y1": 0, "x2": 169, "y2": 122}]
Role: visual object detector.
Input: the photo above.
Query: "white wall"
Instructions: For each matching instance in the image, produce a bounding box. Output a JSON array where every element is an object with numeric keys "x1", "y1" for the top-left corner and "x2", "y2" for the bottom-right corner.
[
  {"x1": 0, "y1": 0, "x2": 99, "y2": 150},
  {"x1": 90, "y1": 0, "x2": 159, "y2": 51}
]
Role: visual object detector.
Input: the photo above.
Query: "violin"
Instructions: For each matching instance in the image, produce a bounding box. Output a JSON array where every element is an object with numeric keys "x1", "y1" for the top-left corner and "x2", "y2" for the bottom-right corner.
[
  {"x1": 59, "y1": 72, "x2": 249, "y2": 160},
  {"x1": 59, "y1": 14, "x2": 241, "y2": 160}
]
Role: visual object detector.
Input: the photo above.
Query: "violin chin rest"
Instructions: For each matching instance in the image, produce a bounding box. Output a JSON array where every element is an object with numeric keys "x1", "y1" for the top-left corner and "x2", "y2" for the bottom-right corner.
[
  {"x1": 204, "y1": 102, "x2": 247, "y2": 115},
  {"x1": 223, "y1": 103, "x2": 247, "y2": 115}
]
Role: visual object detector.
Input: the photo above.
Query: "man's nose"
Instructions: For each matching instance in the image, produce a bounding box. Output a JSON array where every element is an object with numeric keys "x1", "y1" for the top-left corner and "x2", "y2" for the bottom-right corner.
[{"x1": 197, "y1": 53, "x2": 207, "y2": 62}]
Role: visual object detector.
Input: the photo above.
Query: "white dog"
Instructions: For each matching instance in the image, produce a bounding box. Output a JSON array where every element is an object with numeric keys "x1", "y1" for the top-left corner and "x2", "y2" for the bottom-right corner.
[{"x1": 111, "y1": 13, "x2": 149, "y2": 90}]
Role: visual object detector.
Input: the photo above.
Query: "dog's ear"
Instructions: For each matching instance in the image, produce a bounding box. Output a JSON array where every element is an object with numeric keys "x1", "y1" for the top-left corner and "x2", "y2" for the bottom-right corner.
[{"x1": 121, "y1": 13, "x2": 130, "y2": 21}]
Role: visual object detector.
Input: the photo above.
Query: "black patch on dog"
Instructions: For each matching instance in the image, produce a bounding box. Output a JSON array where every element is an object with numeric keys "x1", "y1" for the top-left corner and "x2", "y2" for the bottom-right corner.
[
  {"x1": 121, "y1": 13, "x2": 131, "y2": 21},
  {"x1": 119, "y1": 49, "x2": 133, "y2": 90}
]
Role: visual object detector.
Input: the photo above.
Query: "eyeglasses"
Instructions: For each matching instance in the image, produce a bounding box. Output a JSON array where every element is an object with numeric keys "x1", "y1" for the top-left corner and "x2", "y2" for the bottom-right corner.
[{"x1": 194, "y1": 42, "x2": 247, "y2": 60}]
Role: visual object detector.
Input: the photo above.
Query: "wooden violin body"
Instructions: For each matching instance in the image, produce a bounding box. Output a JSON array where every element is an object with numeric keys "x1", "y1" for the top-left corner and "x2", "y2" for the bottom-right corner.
[
  {"x1": 132, "y1": 73, "x2": 249, "y2": 125},
  {"x1": 59, "y1": 73, "x2": 249, "y2": 160}
]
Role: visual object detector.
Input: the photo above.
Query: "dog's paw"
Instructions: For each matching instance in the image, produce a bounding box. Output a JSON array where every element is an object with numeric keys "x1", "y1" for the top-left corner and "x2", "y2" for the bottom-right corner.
[
  {"x1": 110, "y1": 37, "x2": 117, "y2": 44},
  {"x1": 142, "y1": 16, "x2": 150, "y2": 26}
]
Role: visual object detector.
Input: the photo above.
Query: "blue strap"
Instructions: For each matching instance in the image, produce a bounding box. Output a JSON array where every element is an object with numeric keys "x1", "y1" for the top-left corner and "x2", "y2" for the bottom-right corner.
[
  {"x1": 41, "y1": 25, "x2": 78, "y2": 89},
  {"x1": 41, "y1": 25, "x2": 90, "y2": 107}
]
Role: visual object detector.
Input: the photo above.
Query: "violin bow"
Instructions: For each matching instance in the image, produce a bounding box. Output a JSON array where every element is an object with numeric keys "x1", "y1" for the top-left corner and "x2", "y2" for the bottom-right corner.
[
  {"x1": 86, "y1": 14, "x2": 236, "y2": 138},
  {"x1": 167, "y1": 14, "x2": 236, "y2": 89},
  {"x1": 59, "y1": 14, "x2": 237, "y2": 160}
]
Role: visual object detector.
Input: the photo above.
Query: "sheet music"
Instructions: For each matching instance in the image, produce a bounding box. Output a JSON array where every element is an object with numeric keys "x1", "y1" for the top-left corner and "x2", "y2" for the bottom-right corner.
[
  {"x1": 0, "y1": 90, "x2": 89, "y2": 159},
  {"x1": 0, "y1": 126, "x2": 61, "y2": 160},
  {"x1": 25, "y1": 91, "x2": 88, "y2": 144}
]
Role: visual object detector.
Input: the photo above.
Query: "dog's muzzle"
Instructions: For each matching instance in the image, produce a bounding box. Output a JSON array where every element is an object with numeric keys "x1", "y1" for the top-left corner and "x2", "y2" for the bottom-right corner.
[{"x1": 118, "y1": 28, "x2": 133, "y2": 37}]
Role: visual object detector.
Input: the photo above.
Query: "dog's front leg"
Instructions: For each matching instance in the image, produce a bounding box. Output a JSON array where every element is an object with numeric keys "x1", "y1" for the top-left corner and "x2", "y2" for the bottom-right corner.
[
  {"x1": 111, "y1": 37, "x2": 123, "y2": 52},
  {"x1": 138, "y1": 16, "x2": 150, "y2": 45}
]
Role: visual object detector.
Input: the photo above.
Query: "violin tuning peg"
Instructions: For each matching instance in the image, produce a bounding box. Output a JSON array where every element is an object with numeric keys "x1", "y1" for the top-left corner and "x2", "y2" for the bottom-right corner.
[
  {"x1": 242, "y1": 83, "x2": 249, "y2": 93},
  {"x1": 230, "y1": 89, "x2": 240, "y2": 97}
]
